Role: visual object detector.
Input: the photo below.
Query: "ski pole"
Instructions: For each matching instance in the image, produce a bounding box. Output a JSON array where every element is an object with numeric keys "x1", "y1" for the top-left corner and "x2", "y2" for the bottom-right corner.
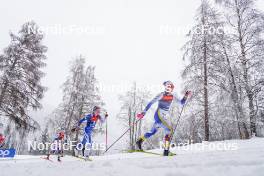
[
  {"x1": 103, "y1": 119, "x2": 141, "y2": 154},
  {"x1": 105, "y1": 118, "x2": 108, "y2": 149},
  {"x1": 169, "y1": 98, "x2": 189, "y2": 145}
]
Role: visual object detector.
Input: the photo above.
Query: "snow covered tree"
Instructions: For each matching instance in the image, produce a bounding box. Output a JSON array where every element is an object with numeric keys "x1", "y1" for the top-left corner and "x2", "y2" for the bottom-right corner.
[
  {"x1": 118, "y1": 83, "x2": 151, "y2": 150},
  {"x1": 0, "y1": 21, "x2": 47, "y2": 152},
  {"x1": 0, "y1": 21, "x2": 47, "y2": 130},
  {"x1": 61, "y1": 57, "x2": 86, "y2": 137},
  {"x1": 46, "y1": 56, "x2": 104, "y2": 155},
  {"x1": 182, "y1": 0, "x2": 223, "y2": 141},
  {"x1": 181, "y1": 0, "x2": 264, "y2": 141},
  {"x1": 215, "y1": 0, "x2": 264, "y2": 136},
  {"x1": 213, "y1": 28, "x2": 250, "y2": 139}
]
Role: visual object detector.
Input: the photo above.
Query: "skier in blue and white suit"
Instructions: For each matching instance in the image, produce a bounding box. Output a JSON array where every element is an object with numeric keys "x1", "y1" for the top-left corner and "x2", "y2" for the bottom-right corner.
[
  {"x1": 74, "y1": 106, "x2": 108, "y2": 157},
  {"x1": 136, "y1": 81, "x2": 190, "y2": 156}
]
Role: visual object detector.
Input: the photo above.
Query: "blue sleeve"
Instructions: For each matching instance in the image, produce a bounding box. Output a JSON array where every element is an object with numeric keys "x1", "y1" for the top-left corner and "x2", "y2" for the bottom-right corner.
[
  {"x1": 78, "y1": 114, "x2": 91, "y2": 126},
  {"x1": 180, "y1": 97, "x2": 187, "y2": 105},
  {"x1": 54, "y1": 134, "x2": 60, "y2": 141},
  {"x1": 173, "y1": 93, "x2": 186, "y2": 105},
  {"x1": 143, "y1": 93, "x2": 162, "y2": 113}
]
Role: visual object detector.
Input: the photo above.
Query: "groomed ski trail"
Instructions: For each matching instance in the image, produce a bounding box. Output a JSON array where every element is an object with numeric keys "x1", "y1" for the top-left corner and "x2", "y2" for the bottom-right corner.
[{"x1": 1, "y1": 137, "x2": 264, "y2": 176}]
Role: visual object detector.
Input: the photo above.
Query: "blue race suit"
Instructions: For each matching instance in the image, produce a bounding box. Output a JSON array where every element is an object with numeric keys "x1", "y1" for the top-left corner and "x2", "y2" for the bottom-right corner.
[
  {"x1": 78, "y1": 113, "x2": 105, "y2": 145},
  {"x1": 142, "y1": 92, "x2": 187, "y2": 139}
]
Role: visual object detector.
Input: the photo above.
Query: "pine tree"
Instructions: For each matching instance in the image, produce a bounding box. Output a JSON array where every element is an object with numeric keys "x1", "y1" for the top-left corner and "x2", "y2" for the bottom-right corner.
[
  {"x1": 0, "y1": 21, "x2": 47, "y2": 130},
  {"x1": 46, "y1": 56, "x2": 104, "y2": 155},
  {"x1": 182, "y1": 0, "x2": 223, "y2": 141},
  {"x1": 0, "y1": 21, "x2": 46, "y2": 153}
]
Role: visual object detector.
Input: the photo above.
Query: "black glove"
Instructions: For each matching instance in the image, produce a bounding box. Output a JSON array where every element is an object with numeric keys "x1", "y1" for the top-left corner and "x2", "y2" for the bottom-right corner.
[
  {"x1": 71, "y1": 126, "x2": 80, "y2": 132},
  {"x1": 184, "y1": 91, "x2": 191, "y2": 98}
]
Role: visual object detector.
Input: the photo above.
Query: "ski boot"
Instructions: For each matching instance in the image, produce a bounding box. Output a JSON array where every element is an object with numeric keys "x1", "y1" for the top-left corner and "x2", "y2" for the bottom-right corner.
[
  {"x1": 136, "y1": 137, "x2": 145, "y2": 151},
  {"x1": 57, "y1": 155, "x2": 61, "y2": 162},
  {"x1": 82, "y1": 147, "x2": 85, "y2": 157},
  {"x1": 46, "y1": 154, "x2": 50, "y2": 160},
  {"x1": 163, "y1": 149, "x2": 169, "y2": 156},
  {"x1": 163, "y1": 135, "x2": 171, "y2": 156}
]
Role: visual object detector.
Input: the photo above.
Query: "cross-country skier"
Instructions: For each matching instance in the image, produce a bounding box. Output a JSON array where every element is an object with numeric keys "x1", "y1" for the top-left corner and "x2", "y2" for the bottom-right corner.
[
  {"x1": 47, "y1": 131, "x2": 65, "y2": 162},
  {"x1": 136, "y1": 81, "x2": 190, "y2": 156},
  {"x1": 73, "y1": 106, "x2": 108, "y2": 158},
  {"x1": 0, "y1": 133, "x2": 5, "y2": 148}
]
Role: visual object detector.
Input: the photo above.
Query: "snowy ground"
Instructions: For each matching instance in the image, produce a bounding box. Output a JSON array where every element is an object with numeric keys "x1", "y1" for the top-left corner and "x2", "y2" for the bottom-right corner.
[{"x1": 1, "y1": 138, "x2": 264, "y2": 176}]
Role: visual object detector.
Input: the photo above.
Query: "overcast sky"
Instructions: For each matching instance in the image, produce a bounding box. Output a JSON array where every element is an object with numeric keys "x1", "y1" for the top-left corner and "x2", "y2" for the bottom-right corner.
[{"x1": 0, "y1": 0, "x2": 263, "y2": 140}]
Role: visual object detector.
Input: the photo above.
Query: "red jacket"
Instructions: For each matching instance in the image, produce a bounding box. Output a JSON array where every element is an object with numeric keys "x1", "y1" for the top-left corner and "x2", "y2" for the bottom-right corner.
[{"x1": 0, "y1": 134, "x2": 5, "y2": 144}]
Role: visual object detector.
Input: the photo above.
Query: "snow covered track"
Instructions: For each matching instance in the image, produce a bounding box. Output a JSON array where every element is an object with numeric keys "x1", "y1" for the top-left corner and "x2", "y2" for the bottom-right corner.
[{"x1": 1, "y1": 138, "x2": 264, "y2": 176}]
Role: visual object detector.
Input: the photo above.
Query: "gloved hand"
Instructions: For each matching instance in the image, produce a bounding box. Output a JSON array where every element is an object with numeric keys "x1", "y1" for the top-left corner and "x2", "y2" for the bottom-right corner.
[
  {"x1": 71, "y1": 126, "x2": 80, "y2": 132},
  {"x1": 105, "y1": 112, "x2": 109, "y2": 118},
  {"x1": 184, "y1": 91, "x2": 191, "y2": 98},
  {"x1": 137, "y1": 112, "x2": 145, "y2": 119}
]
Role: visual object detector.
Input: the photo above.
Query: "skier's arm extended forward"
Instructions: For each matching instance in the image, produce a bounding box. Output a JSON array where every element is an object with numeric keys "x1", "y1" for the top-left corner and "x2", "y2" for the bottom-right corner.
[
  {"x1": 137, "y1": 93, "x2": 162, "y2": 119},
  {"x1": 144, "y1": 93, "x2": 162, "y2": 113},
  {"x1": 78, "y1": 116, "x2": 88, "y2": 126},
  {"x1": 71, "y1": 115, "x2": 90, "y2": 132}
]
